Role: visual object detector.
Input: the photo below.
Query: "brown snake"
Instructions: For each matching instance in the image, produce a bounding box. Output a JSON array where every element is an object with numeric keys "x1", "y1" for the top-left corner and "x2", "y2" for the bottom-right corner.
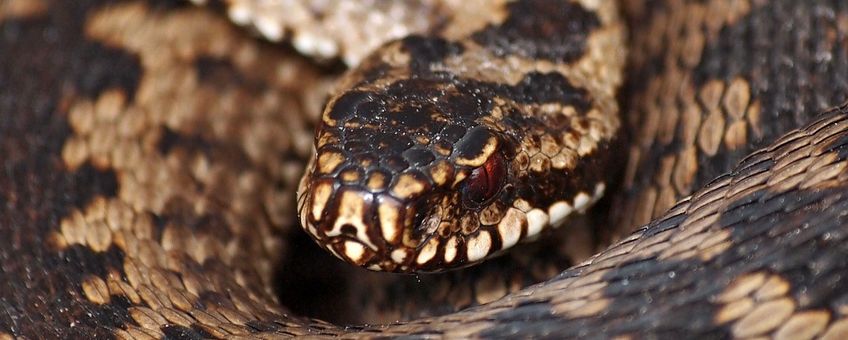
[
  {"x1": 2, "y1": 0, "x2": 848, "y2": 338},
  {"x1": 297, "y1": 0, "x2": 623, "y2": 273}
]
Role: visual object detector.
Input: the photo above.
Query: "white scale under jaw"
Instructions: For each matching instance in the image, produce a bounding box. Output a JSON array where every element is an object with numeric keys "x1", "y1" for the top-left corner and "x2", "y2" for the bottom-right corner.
[
  {"x1": 441, "y1": 182, "x2": 609, "y2": 267},
  {"x1": 524, "y1": 182, "x2": 606, "y2": 240},
  {"x1": 332, "y1": 181, "x2": 608, "y2": 270}
]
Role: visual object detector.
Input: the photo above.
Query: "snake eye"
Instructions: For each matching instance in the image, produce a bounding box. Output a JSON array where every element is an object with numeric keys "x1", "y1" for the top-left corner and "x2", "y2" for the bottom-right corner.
[{"x1": 462, "y1": 152, "x2": 506, "y2": 208}]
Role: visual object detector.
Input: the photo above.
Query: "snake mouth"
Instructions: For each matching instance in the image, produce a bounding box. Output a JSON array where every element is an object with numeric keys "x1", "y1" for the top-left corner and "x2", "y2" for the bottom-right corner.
[
  {"x1": 297, "y1": 177, "x2": 451, "y2": 273},
  {"x1": 297, "y1": 150, "x2": 611, "y2": 273}
]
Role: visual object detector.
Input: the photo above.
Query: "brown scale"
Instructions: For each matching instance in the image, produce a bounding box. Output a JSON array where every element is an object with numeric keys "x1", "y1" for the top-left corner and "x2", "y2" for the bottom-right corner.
[
  {"x1": 612, "y1": 0, "x2": 848, "y2": 240},
  {"x1": 4, "y1": 0, "x2": 848, "y2": 339}
]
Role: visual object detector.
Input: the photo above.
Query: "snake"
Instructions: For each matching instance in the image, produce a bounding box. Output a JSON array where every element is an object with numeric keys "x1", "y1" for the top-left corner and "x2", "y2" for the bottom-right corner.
[
  {"x1": 2, "y1": 0, "x2": 848, "y2": 338},
  {"x1": 296, "y1": 0, "x2": 623, "y2": 273}
]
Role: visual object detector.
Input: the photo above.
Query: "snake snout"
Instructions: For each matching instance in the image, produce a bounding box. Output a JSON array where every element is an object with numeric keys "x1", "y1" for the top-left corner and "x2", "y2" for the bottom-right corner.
[{"x1": 295, "y1": 139, "x2": 447, "y2": 272}]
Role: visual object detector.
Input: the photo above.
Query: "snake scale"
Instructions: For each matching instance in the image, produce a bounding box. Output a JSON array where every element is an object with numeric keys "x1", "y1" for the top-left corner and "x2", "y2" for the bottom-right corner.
[{"x1": 2, "y1": 0, "x2": 848, "y2": 338}]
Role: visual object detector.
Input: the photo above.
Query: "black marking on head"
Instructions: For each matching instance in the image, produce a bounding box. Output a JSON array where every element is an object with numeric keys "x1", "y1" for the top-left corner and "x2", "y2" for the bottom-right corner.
[
  {"x1": 316, "y1": 75, "x2": 498, "y2": 191},
  {"x1": 403, "y1": 147, "x2": 436, "y2": 167},
  {"x1": 326, "y1": 69, "x2": 592, "y2": 168},
  {"x1": 472, "y1": 0, "x2": 601, "y2": 63},
  {"x1": 507, "y1": 72, "x2": 593, "y2": 107},
  {"x1": 440, "y1": 125, "x2": 468, "y2": 143},
  {"x1": 382, "y1": 154, "x2": 410, "y2": 173},
  {"x1": 401, "y1": 35, "x2": 465, "y2": 72},
  {"x1": 378, "y1": 78, "x2": 453, "y2": 134},
  {"x1": 328, "y1": 91, "x2": 384, "y2": 124},
  {"x1": 358, "y1": 61, "x2": 394, "y2": 85},
  {"x1": 454, "y1": 126, "x2": 494, "y2": 161}
]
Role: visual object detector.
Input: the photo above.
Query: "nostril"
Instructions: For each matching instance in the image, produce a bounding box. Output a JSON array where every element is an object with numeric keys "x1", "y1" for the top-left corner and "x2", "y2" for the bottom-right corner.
[{"x1": 340, "y1": 224, "x2": 357, "y2": 236}]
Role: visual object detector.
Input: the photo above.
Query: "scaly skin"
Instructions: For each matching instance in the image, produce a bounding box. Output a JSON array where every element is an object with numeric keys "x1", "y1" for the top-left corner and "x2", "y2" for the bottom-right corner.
[
  {"x1": 298, "y1": 0, "x2": 625, "y2": 272},
  {"x1": 1, "y1": 0, "x2": 848, "y2": 338}
]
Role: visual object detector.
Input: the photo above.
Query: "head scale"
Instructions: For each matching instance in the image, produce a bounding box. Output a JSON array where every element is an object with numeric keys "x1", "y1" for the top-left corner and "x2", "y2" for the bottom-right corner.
[{"x1": 297, "y1": 0, "x2": 622, "y2": 273}]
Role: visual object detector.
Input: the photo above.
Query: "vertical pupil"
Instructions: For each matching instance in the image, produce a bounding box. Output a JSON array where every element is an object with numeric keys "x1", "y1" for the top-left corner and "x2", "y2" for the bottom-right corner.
[{"x1": 464, "y1": 153, "x2": 505, "y2": 206}]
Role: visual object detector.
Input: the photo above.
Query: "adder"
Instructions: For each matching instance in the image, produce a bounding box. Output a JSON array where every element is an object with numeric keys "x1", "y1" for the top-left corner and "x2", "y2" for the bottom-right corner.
[{"x1": 1, "y1": 0, "x2": 848, "y2": 338}]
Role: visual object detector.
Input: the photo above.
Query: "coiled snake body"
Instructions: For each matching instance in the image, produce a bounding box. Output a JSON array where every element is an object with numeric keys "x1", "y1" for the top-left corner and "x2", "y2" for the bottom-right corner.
[{"x1": 2, "y1": 0, "x2": 848, "y2": 338}]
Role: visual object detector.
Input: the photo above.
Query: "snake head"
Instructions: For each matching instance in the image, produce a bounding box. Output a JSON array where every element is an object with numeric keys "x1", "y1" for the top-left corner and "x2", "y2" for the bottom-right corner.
[
  {"x1": 297, "y1": 78, "x2": 507, "y2": 272},
  {"x1": 297, "y1": 32, "x2": 620, "y2": 273},
  {"x1": 297, "y1": 79, "x2": 614, "y2": 273}
]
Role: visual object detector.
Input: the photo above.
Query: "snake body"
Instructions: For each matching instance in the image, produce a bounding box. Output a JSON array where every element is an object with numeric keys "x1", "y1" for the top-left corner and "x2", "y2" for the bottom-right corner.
[{"x1": 2, "y1": 0, "x2": 848, "y2": 338}]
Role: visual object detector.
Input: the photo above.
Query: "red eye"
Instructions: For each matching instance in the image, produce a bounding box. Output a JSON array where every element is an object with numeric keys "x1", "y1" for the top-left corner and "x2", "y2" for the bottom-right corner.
[{"x1": 462, "y1": 152, "x2": 506, "y2": 207}]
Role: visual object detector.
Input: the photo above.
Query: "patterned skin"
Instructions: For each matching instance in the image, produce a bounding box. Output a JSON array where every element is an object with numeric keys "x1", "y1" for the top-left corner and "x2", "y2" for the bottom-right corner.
[
  {"x1": 298, "y1": 0, "x2": 624, "y2": 272},
  {"x1": 2, "y1": 0, "x2": 848, "y2": 338}
]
